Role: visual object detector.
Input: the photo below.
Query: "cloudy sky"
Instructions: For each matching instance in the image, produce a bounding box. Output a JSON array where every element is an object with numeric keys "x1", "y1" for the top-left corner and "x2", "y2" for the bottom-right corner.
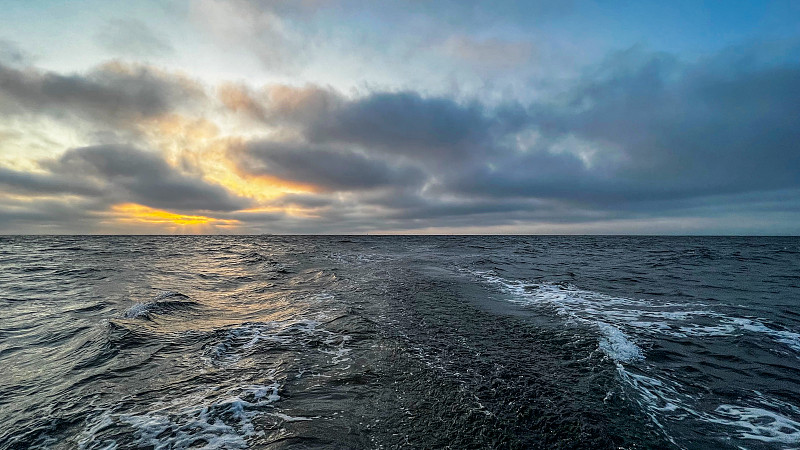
[{"x1": 1, "y1": 0, "x2": 799, "y2": 234}]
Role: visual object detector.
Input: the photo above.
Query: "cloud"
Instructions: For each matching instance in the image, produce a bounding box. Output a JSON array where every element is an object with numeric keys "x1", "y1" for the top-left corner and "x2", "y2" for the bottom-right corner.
[
  {"x1": 0, "y1": 145, "x2": 248, "y2": 211},
  {"x1": 235, "y1": 141, "x2": 426, "y2": 191},
  {"x1": 47, "y1": 145, "x2": 250, "y2": 212},
  {"x1": 94, "y1": 19, "x2": 174, "y2": 57},
  {"x1": 0, "y1": 61, "x2": 204, "y2": 125},
  {"x1": 0, "y1": 39, "x2": 28, "y2": 65},
  {"x1": 273, "y1": 192, "x2": 334, "y2": 209},
  {"x1": 0, "y1": 166, "x2": 102, "y2": 197},
  {"x1": 521, "y1": 44, "x2": 800, "y2": 201},
  {"x1": 278, "y1": 44, "x2": 800, "y2": 209},
  {"x1": 0, "y1": 190, "x2": 117, "y2": 234},
  {"x1": 2, "y1": 35, "x2": 800, "y2": 233},
  {"x1": 212, "y1": 41, "x2": 800, "y2": 233},
  {"x1": 305, "y1": 91, "x2": 505, "y2": 163},
  {"x1": 204, "y1": 40, "x2": 800, "y2": 233},
  {"x1": 218, "y1": 83, "x2": 270, "y2": 122},
  {"x1": 218, "y1": 83, "x2": 340, "y2": 126},
  {"x1": 191, "y1": 0, "x2": 308, "y2": 70}
]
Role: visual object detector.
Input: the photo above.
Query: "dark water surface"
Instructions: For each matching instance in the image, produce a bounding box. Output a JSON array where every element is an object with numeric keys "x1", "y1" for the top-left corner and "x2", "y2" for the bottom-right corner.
[{"x1": 1, "y1": 236, "x2": 798, "y2": 449}]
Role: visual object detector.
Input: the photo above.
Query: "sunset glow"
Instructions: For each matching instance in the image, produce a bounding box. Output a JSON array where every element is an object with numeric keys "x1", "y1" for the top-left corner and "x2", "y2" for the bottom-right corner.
[
  {"x1": 0, "y1": 1, "x2": 798, "y2": 234},
  {"x1": 111, "y1": 203, "x2": 238, "y2": 229},
  {"x1": 2, "y1": 4, "x2": 799, "y2": 449}
]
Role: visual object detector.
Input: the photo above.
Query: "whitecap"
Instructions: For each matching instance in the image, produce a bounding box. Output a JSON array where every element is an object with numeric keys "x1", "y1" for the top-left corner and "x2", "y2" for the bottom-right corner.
[
  {"x1": 272, "y1": 412, "x2": 313, "y2": 422},
  {"x1": 471, "y1": 270, "x2": 646, "y2": 363},
  {"x1": 597, "y1": 323, "x2": 644, "y2": 362},
  {"x1": 730, "y1": 318, "x2": 800, "y2": 353},
  {"x1": 80, "y1": 382, "x2": 282, "y2": 450},
  {"x1": 123, "y1": 302, "x2": 151, "y2": 319},
  {"x1": 471, "y1": 269, "x2": 800, "y2": 359},
  {"x1": 204, "y1": 319, "x2": 352, "y2": 366},
  {"x1": 712, "y1": 403, "x2": 800, "y2": 444}
]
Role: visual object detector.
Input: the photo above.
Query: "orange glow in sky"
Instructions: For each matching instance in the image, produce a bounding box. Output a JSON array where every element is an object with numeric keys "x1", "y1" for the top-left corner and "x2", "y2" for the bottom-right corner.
[
  {"x1": 111, "y1": 203, "x2": 239, "y2": 228},
  {"x1": 136, "y1": 114, "x2": 315, "y2": 202}
]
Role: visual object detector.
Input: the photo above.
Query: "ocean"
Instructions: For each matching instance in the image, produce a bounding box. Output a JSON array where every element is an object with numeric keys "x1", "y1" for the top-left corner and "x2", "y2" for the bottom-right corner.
[{"x1": 0, "y1": 236, "x2": 798, "y2": 449}]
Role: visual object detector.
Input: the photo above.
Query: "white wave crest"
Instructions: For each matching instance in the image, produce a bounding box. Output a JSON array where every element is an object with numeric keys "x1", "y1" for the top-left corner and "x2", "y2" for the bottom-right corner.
[
  {"x1": 472, "y1": 271, "x2": 645, "y2": 362},
  {"x1": 79, "y1": 382, "x2": 283, "y2": 450}
]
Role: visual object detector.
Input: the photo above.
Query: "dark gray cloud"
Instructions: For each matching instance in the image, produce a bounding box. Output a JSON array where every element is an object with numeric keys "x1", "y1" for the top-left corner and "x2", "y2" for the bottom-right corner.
[
  {"x1": 0, "y1": 145, "x2": 249, "y2": 213},
  {"x1": 49, "y1": 145, "x2": 250, "y2": 212},
  {"x1": 237, "y1": 141, "x2": 426, "y2": 191},
  {"x1": 305, "y1": 92, "x2": 506, "y2": 163},
  {"x1": 4, "y1": 38, "x2": 800, "y2": 233},
  {"x1": 248, "y1": 188, "x2": 800, "y2": 235},
  {"x1": 273, "y1": 192, "x2": 335, "y2": 209},
  {"x1": 0, "y1": 195, "x2": 110, "y2": 234},
  {"x1": 94, "y1": 19, "x2": 174, "y2": 57},
  {"x1": 0, "y1": 61, "x2": 203, "y2": 124},
  {"x1": 524, "y1": 45, "x2": 800, "y2": 199},
  {"x1": 0, "y1": 166, "x2": 102, "y2": 197},
  {"x1": 289, "y1": 43, "x2": 800, "y2": 208},
  {"x1": 219, "y1": 41, "x2": 800, "y2": 232},
  {"x1": 357, "y1": 189, "x2": 544, "y2": 221}
]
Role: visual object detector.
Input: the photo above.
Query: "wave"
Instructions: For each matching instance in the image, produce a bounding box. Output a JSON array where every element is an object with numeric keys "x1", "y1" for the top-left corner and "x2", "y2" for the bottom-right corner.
[
  {"x1": 472, "y1": 271, "x2": 646, "y2": 363},
  {"x1": 203, "y1": 318, "x2": 351, "y2": 367},
  {"x1": 78, "y1": 381, "x2": 283, "y2": 450},
  {"x1": 471, "y1": 270, "x2": 800, "y2": 358},
  {"x1": 123, "y1": 291, "x2": 199, "y2": 319},
  {"x1": 471, "y1": 269, "x2": 800, "y2": 447},
  {"x1": 240, "y1": 251, "x2": 270, "y2": 265},
  {"x1": 712, "y1": 397, "x2": 800, "y2": 444},
  {"x1": 624, "y1": 372, "x2": 800, "y2": 447},
  {"x1": 730, "y1": 318, "x2": 800, "y2": 353}
]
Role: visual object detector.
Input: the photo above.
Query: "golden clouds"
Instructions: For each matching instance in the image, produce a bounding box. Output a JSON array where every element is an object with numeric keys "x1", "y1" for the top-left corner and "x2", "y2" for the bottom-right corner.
[
  {"x1": 139, "y1": 113, "x2": 221, "y2": 165},
  {"x1": 1, "y1": 59, "x2": 339, "y2": 233},
  {"x1": 136, "y1": 112, "x2": 318, "y2": 203}
]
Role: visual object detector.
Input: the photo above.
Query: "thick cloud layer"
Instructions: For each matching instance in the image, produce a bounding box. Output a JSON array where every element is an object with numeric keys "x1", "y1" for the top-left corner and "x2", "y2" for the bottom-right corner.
[
  {"x1": 221, "y1": 43, "x2": 800, "y2": 233},
  {"x1": 2, "y1": 35, "x2": 799, "y2": 233},
  {"x1": 306, "y1": 92, "x2": 498, "y2": 162},
  {"x1": 0, "y1": 166, "x2": 102, "y2": 197},
  {"x1": 525, "y1": 46, "x2": 800, "y2": 199},
  {"x1": 1, "y1": 145, "x2": 249, "y2": 213},
  {"x1": 237, "y1": 141, "x2": 426, "y2": 191},
  {"x1": 0, "y1": 61, "x2": 203, "y2": 124}
]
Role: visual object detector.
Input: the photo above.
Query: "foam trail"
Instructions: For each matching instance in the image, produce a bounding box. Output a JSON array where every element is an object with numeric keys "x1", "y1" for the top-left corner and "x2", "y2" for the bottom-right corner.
[
  {"x1": 472, "y1": 270, "x2": 645, "y2": 363},
  {"x1": 471, "y1": 269, "x2": 800, "y2": 448},
  {"x1": 80, "y1": 382, "x2": 282, "y2": 450},
  {"x1": 713, "y1": 404, "x2": 800, "y2": 444},
  {"x1": 598, "y1": 323, "x2": 644, "y2": 362}
]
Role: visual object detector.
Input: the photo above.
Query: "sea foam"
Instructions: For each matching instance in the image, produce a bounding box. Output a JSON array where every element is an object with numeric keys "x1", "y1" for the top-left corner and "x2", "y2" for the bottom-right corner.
[
  {"x1": 471, "y1": 268, "x2": 800, "y2": 447},
  {"x1": 472, "y1": 271, "x2": 645, "y2": 362},
  {"x1": 79, "y1": 382, "x2": 283, "y2": 450}
]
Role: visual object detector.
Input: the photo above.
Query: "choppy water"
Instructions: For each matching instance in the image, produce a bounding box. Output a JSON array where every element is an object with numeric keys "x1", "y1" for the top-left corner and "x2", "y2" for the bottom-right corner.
[{"x1": 0, "y1": 236, "x2": 798, "y2": 449}]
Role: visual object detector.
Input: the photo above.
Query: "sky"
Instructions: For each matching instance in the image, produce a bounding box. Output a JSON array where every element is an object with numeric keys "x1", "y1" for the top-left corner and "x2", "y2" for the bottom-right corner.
[{"x1": 1, "y1": 0, "x2": 799, "y2": 234}]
